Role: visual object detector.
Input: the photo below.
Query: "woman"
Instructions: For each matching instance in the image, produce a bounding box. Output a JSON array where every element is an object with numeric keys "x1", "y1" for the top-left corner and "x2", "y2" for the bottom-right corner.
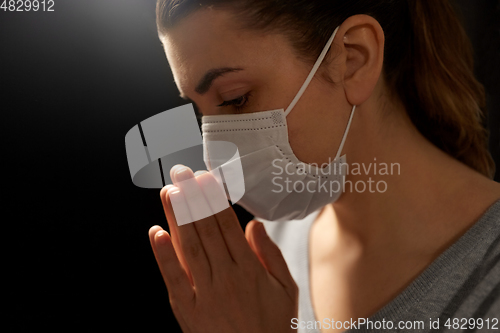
[{"x1": 148, "y1": 0, "x2": 500, "y2": 332}]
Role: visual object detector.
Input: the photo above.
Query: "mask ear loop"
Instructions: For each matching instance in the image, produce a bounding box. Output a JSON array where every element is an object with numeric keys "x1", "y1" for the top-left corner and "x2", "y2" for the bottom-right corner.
[
  {"x1": 283, "y1": 25, "x2": 356, "y2": 161},
  {"x1": 284, "y1": 26, "x2": 340, "y2": 117},
  {"x1": 335, "y1": 104, "x2": 356, "y2": 159}
]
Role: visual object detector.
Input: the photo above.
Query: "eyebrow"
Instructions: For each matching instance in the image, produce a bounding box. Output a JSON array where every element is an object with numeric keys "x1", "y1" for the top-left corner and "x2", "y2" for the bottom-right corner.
[{"x1": 179, "y1": 67, "x2": 244, "y2": 99}]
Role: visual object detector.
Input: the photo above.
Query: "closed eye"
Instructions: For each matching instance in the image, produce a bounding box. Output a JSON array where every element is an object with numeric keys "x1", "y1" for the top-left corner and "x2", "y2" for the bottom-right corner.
[{"x1": 217, "y1": 92, "x2": 251, "y2": 112}]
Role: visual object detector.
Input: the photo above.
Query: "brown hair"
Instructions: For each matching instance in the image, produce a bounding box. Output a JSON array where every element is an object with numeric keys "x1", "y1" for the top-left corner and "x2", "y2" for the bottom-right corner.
[{"x1": 157, "y1": 0, "x2": 496, "y2": 179}]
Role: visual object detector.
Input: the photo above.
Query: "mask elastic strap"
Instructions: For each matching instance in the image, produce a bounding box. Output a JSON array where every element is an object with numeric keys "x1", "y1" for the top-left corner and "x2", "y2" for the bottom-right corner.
[
  {"x1": 335, "y1": 104, "x2": 356, "y2": 160},
  {"x1": 284, "y1": 26, "x2": 340, "y2": 117}
]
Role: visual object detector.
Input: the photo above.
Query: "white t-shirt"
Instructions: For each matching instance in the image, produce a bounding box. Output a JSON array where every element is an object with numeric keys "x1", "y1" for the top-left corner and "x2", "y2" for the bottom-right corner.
[{"x1": 257, "y1": 199, "x2": 500, "y2": 332}]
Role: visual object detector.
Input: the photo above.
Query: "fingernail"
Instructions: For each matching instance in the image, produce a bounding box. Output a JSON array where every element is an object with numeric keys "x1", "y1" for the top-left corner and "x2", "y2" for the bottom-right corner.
[
  {"x1": 175, "y1": 167, "x2": 192, "y2": 182},
  {"x1": 169, "y1": 190, "x2": 184, "y2": 203},
  {"x1": 170, "y1": 165, "x2": 185, "y2": 182},
  {"x1": 194, "y1": 170, "x2": 208, "y2": 177},
  {"x1": 156, "y1": 230, "x2": 168, "y2": 244},
  {"x1": 168, "y1": 189, "x2": 191, "y2": 226}
]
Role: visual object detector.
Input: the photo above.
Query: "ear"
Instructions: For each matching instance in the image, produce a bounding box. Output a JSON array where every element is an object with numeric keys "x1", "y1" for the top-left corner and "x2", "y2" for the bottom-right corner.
[{"x1": 331, "y1": 14, "x2": 385, "y2": 106}]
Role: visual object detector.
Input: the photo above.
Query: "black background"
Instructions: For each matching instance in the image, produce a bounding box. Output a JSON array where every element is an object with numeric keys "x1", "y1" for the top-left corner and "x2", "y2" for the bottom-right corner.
[{"x1": 2, "y1": 0, "x2": 499, "y2": 332}]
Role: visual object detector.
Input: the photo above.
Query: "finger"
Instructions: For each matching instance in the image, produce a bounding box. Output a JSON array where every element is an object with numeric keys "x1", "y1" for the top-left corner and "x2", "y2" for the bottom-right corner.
[
  {"x1": 214, "y1": 206, "x2": 257, "y2": 264},
  {"x1": 245, "y1": 221, "x2": 262, "y2": 265},
  {"x1": 197, "y1": 170, "x2": 255, "y2": 263},
  {"x1": 161, "y1": 185, "x2": 211, "y2": 288},
  {"x1": 170, "y1": 164, "x2": 187, "y2": 185},
  {"x1": 149, "y1": 225, "x2": 163, "y2": 248},
  {"x1": 174, "y1": 167, "x2": 234, "y2": 269},
  {"x1": 152, "y1": 229, "x2": 195, "y2": 308},
  {"x1": 246, "y1": 221, "x2": 297, "y2": 294},
  {"x1": 150, "y1": 226, "x2": 192, "y2": 332},
  {"x1": 160, "y1": 186, "x2": 193, "y2": 285}
]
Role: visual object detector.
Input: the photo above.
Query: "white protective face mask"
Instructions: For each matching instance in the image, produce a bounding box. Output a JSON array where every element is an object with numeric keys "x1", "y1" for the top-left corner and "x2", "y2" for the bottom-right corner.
[{"x1": 201, "y1": 26, "x2": 356, "y2": 222}]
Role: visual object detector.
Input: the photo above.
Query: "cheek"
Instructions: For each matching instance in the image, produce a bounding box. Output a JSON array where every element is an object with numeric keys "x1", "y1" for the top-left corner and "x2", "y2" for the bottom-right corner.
[
  {"x1": 287, "y1": 111, "x2": 327, "y2": 164},
  {"x1": 286, "y1": 96, "x2": 346, "y2": 165}
]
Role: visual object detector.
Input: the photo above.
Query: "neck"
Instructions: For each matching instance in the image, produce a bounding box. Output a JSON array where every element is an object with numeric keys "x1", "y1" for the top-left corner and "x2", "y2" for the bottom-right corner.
[{"x1": 323, "y1": 96, "x2": 499, "y2": 255}]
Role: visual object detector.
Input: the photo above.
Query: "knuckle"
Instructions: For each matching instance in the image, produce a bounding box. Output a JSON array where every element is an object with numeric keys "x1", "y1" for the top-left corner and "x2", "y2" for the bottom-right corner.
[
  {"x1": 170, "y1": 272, "x2": 185, "y2": 287},
  {"x1": 196, "y1": 222, "x2": 217, "y2": 238},
  {"x1": 217, "y1": 270, "x2": 237, "y2": 292},
  {"x1": 240, "y1": 260, "x2": 260, "y2": 278},
  {"x1": 184, "y1": 191, "x2": 204, "y2": 203},
  {"x1": 186, "y1": 243, "x2": 201, "y2": 258},
  {"x1": 169, "y1": 297, "x2": 181, "y2": 313},
  {"x1": 218, "y1": 216, "x2": 237, "y2": 232}
]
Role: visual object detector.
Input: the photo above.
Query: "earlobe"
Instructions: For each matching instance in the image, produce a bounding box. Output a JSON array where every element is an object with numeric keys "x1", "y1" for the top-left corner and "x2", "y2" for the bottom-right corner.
[{"x1": 338, "y1": 15, "x2": 385, "y2": 106}]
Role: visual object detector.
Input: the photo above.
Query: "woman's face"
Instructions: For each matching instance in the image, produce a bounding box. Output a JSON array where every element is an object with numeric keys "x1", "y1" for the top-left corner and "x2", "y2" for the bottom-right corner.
[{"x1": 160, "y1": 8, "x2": 353, "y2": 165}]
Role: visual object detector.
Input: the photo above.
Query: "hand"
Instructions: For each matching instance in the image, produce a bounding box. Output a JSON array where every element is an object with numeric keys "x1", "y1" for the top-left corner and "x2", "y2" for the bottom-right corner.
[{"x1": 148, "y1": 165, "x2": 298, "y2": 333}]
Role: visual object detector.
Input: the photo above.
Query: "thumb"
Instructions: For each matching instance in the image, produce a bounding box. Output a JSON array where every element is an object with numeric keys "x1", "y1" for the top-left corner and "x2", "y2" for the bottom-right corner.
[{"x1": 246, "y1": 220, "x2": 297, "y2": 293}]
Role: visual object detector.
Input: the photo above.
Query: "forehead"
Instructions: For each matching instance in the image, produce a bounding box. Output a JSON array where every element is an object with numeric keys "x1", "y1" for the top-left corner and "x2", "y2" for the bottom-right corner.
[{"x1": 160, "y1": 9, "x2": 292, "y2": 97}]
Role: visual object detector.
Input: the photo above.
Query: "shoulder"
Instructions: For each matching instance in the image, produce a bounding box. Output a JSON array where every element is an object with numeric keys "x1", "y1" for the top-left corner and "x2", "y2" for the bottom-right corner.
[
  {"x1": 451, "y1": 199, "x2": 500, "y2": 318},
  {"x1": 467, "y1": 198, "x2": 500, "y2": 275}
]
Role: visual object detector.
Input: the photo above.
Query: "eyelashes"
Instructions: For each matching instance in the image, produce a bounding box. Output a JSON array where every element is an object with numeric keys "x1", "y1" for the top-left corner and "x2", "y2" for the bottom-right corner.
[{"x1": 217, "y1": 92, "x2": 251, "y2": 113}]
